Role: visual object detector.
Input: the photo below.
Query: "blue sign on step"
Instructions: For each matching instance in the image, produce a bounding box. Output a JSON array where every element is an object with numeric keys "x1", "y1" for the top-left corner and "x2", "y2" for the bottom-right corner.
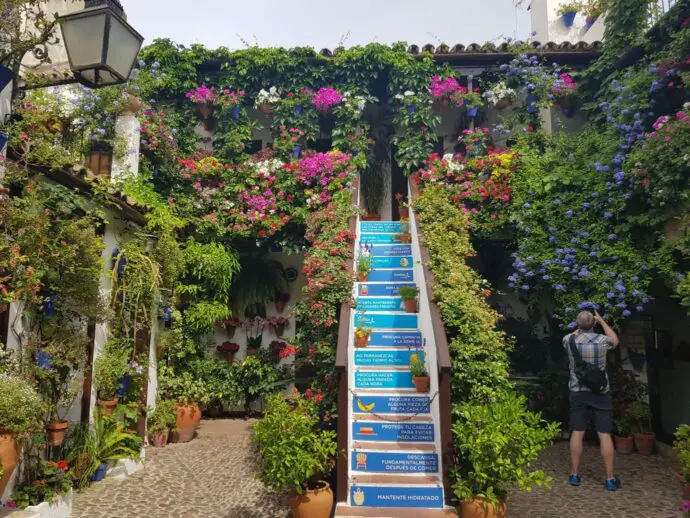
[
  {"x1": 355, "y1": 370, "x2": 414, "y2": 389},
  {"x1": 353, "y1": 395, "x2": 431, "y2": 414},
  {"x1": 350, "y1": 485, "x2": 443, "y2": 509},
  {"x1": 360, "y1": 283, "x2": 415, "y2": 297},
  {"x1": 360, "y1": 222, "x2": 404, "y2": 233},
  {"x1": 369, "y1": 331, "x2": 423, "y2": 348},
  {"x1": 351, "y1": 451, "x2": 439, "y2": 474},
  {"x1": 371, "y1": 256, "x2": 413, "y2": 269},
  {"x1": 370, "y1": 244, "x2": 412, "y2": 257},
  {"x1": 352, "y1": 422, "x2": 435, "y2": 442},
  {"x1": 355, "y1": 313, "x2": 418, "y2": 329},
  {"x1": 355, "y1": 349, "x2": 424, "y2": 367},
  {"x1": 356, "y1": 297, "x2": 403, "y2": 312},
  {"x1": 367, "y1": 270, "x2": 414, "y2": 283},
  {"x1": 360, "y1": 233, "x2": 397, "y2": 244}
]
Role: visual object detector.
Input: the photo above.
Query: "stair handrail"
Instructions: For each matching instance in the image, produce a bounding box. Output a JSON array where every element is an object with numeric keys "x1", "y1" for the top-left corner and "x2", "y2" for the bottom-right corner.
[{"x1": 408, "y1": 177, "x2": 454, "y2": 506}]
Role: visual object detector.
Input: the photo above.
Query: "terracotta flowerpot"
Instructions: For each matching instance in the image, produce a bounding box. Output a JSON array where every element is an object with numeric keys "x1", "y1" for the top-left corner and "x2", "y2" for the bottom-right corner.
[
  {"x1": 398, "y1": 233, "x2": 412, "y2": 244},
  {"x1": 122, "y1": 95, "x2": 142, "y2": 115},
  {"x1": 225, "y1": 326, "x2": 236, "y2": 338},
  {"x1": 615, "y1": 435, "x2": 634, "y2": 454},
  {"x1": 259, "y1": 104, "x2": 274, "y2": 116},
  {"x1": 357, "y1": 273, "x2": 368, "y2": 282},
  {"x1": 459, "y1": 497, "x2": 507, "y2": 518},
  {"x1": 403, "y1": 299, "x2": 418, "y2": 313},
  {"x1": 361, "y1": 214, "x2": 381, "y2": 221},
  {"x1": 289, "y1": 481, "x2": 334, "y2": 518},
  {"x1": 399, "y1": 207, "x2": 410, "y2": 220},
  {"x1": 355, "y1": 335, "x2": 369, "y2": 348},
  {"x1": 495, "y1": 97, "x2": 511, "y2": 110},
  {"x1": 45, "y1": 420, "x2": 69, "y2": 447},
  {"x1": 97, "y1": 398, "x2": 119, "y2": 416},
  {"x1": 247, "y1": 347, "x2": 258, "y2": 356},
  {"x1": 273, "y1": 325, "x2": 286, "y2": 337},
  {"x1": 151, "y1": 432, "x2": 168, "y2": 448},
  {"x1": 0, "y1": 431, "x2": 19, "y2": 498},
  {"x1": 198, "y1": 105, "x2": 214, "y2": 118},
  {"x1": 413, "y1": 376, "x2": 430, "y2": 393},
  {"x1": 633, "y1": 432, "x2": 656, "y2": 455},
  {"x1": 675, "y1": 471, "x2": 690, "y2": 499},
  {"x1": 176, "y1": 403, "x2": 201, "y2": 443},
  {"x1": 275, "y1": 300, "x2": 286, "y2": 314}
]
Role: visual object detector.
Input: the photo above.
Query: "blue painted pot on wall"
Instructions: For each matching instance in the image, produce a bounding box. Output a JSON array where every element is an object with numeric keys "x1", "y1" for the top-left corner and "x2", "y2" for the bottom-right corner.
[
  {"x1": 39, "y1": 290, "x2": 57, "y2": 316},
  {"x1": 111, "y1": 248, "x2": 126, "y2": 274},
  {"x1": 467, "y1": 106, "x2": 478, "y2": 117},
  {"x1": 295, "y1": 104, "x2": 304, "y2": 116},
  {"x1": 115, "y1": 374, "x2": 131, "y2": 396},
  {"x1": 562, "y1": 11, "x2": 577, "y2": 27},
  {"x1": 407, "y1": 105, "x2": 416, "y2": 114},
  {"x1": 292, "y1": 144, "x2": 302, "y2": 158},
  {"x1": 230, "y1": 106, "x2": 241, "y2": 119},
  {"x1": 91, "y1": 463, "x2": 108, "y2": 482},
  {"x1": 526, "y1": 95, "x2": 539, "y2": 114},
  {"x1": 585, "y1": 16, "x2": 597, "y2": 30},
  {"x1": 36, "y1": 350, "x2": 53, "y2": 370}
]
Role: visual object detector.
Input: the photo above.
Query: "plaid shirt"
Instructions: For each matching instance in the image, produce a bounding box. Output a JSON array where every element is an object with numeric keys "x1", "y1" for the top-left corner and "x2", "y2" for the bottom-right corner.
[{"x1": 563, "y1": 331, "x2": 615, "y2": 393}]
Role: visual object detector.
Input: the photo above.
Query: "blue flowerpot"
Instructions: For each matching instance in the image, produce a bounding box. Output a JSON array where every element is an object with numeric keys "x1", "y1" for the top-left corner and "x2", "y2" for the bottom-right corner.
[
  {"x1": 39, "y1": 290, "x2": 56, "y2": 316},
  {"x1": 407, "y1": 105, "x2": 416, "y2": 114},
  {"x1": 0, "y1": 132, "x2": 8, "y2": 152},
  {"x1": 295, "y1": 105, "x2": 304, "y2": 116},
  {"x1": 467, "y1": 106, "x2": 479, "y2": 118},
  {"x1": 292, "y1": 144, "x2": 302, "y2": 158},
  {"x1": 36, "y1": 350, "x2": 53, "y2": 370},
  {"x1": 526, "y1": 95, "x2": 539, "y2": 114},
  {"x1": 111, "y1": 248, "x2": 126, "y2": 274},
  {"x1": 91, "y1": 463, "x2": 108, "y2": 482},
  {"x1": 230, "y1": 106, "x2": 241, "y2": 119},
  {"x1": 115, "y1": 374, "x2": 131, "y2": 396},
  {"x1": 163, "y1": 306, "x2": 172, "y2": 323},
  {"x1": 585, "y1": 15, "x2": 597, "y2": 30},
  {"x1": 562, "y1": 11, "x2": 576, "y2": 27}
]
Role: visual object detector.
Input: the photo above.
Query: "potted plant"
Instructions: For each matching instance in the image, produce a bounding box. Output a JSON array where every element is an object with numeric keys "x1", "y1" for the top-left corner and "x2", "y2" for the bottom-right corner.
[
  {"x1": 223, "y1": 317, "x2": 242, "y2": 338},
  {"x1": 9, "y1": 459, "x2": 72, "y2": 510},
  {"x1": 395, "y1": 192, "x2": 410, "y2": 219},
  {"x1": 93, "y1": 342, "x2": 130, "y2": 415},
  {"x1": 552, "y1": 72, "x2": 578, "y2": 117},
  {"x1": 217, "y1": 341, "x2": 240, "y2": 362},
  {"x1": 270, "y1": 340, "x2": 288, "y2": 356},
  {"x1": 482, "y1": 81, "x2": 517, "y2": 110},
  {"x1": 675, "y1": 424, "x2": 690, "y2": 499},
  {"x1": 147, "y1": 400, "x2": 178, "y2": 448},
  {"x1": 410, "y1": 353, "x2": 430, "y2": 393},
  {"x1": 556, "y1": 1, "x2": 583, "y2": 27},
  {"x1": 0, "y1": 376, "x2": 45, "y2": 497},
  {"x1": 613, "y1": 411, "x2": 634, "y2": 454},
  {"x1": 452, "y1": 393, "x2": 559, "y2": 518},
  {"x1": 630, "y1": 401, "x2": 655, "y2": 455},
  {"x1": 255, "y1": 393, "x2": 337, "y2": 518},
  {"x1": 584, "y1": 0, "x2": 605, "y2": 29},
  {"x1": 158, "y1": 367, "x2": 208, "y2": 443},
  {"x1": 268, "y1": 316, "x2": 290, "y2": 337},
  {"x1": 245, "y1": 316, "x2": 266, "y2": 355},
  {"x1": 354, "y1": 327, "x2": 372, "y2": 348},
  {"x1": 398, "y1": 286, "x2": 420, "y2": 313},
  {"x1": 255, "y1": 87, "x2": 281, "y2": 116},
  {"x1": 396, "y1": 220, "x2": 412, "y2": 244},
  {"x1": 185, "y1": 84, "x2": 219, "y2": 120},
  {"x1": 356, "y1": 256, "x2": 372, "y2": 283},
  {"x1": 275, "y1": 292, "x2": 291, "y2": 314}
]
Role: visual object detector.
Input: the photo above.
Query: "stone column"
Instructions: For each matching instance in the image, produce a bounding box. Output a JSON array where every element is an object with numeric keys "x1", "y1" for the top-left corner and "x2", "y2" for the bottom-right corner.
[
  {"x1": 0, "y1": 65, "x2": 14, "y2": 181},
  {"x1": 111, "y1": 98, "x2": 142, "y2": 181}
]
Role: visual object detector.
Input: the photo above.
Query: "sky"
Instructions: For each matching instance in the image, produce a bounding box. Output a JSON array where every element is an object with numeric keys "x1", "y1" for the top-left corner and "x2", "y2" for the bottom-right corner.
[{"x1": 123, "y1": 0, "x2": 532, "y2": 52}]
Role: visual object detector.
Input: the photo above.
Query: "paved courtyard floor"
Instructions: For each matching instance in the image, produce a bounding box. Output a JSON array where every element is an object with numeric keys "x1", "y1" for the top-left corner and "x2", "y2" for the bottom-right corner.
[{"x1": 72, "y1": 420, "x2": 683, "y2": 518}]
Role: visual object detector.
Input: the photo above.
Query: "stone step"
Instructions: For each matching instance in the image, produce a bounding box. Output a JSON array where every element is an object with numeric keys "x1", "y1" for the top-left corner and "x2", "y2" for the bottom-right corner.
[
  {"x1": 359, "y1": 282, "x2": 415, "y2": 297},
  {"x1": 348, "y1": 483, "x2": 445, "y2": 510},
  {"x1": 352, "y1": 421, "x2": 435, "y2": 442},
  {"x1": 335, "y1": 504, "x2": 458, "y2": 517},
  {"x1": 354, "y1": 312, "x2": 418, "y2": 329},
  {"x1": 356, "y1": 297, "x2": 405, "y2": 312},
  {"x1": 370, "y1": 256, "x2": 414, "y2": 269},
  {"x1": 354, "y1": 349, "x2": 424, "y2": 367},
  {"x1": 368, "y1": 244, "x2": 412, "y2": 257},
  {"x1": 365, "y1": 269, "x2": 414, "y2": 283},
  {"x1": 351, "y1": 394, "x2": 431, "y2": 415},
  {"x1": 351, "y1": 450, "x2": 439, "y2": 474},
  {"x1": 360, "y1": 221, "x2": 406, "y2": 234},
  {"x1": 367, "y1": 331, "x2": 423, "y2": 348},
  {"x1": 355, "y1": 370, "x2": 414, "y2": 390}
]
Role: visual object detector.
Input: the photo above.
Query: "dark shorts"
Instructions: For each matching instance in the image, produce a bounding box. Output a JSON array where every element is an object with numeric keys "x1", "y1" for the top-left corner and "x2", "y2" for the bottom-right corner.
[{"x1": 569, "y1": 391, "x2": 613, "y2": 434}]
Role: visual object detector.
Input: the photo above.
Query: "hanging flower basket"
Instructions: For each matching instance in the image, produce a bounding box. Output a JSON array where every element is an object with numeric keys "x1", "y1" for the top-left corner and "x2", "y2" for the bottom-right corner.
[
  {"x1": 224, "y1": 318, "x2": 242, "y2": 337},
  {"x1": 495, "y1": 97, "x2": 511, "y2": 110},
  {"x1": 275, "y1": 293, "x2": 291, "y2": 314},
  {"x1": 259, "y1": 103, "x2": 274, "y2": 116},
  {"x1": 230, "y1": 106, "x2": 242, "y2": 119},
  {"x1": 585, "y1": 15, "x2": 598, "y2": 30},
  {"x1": 45, "y1": 420, "x2": 69, "y2": 447},
  {"x1": 562, "y1": 11, "x2": 577, "y2": 27},
  {"x1": 270, "y1": 340, "x2": 287, "y2": 355},
  {"x1": 467, "y1": 106, "x2": 479, "y2": 118},
  {"x1": 217, "y1": 342, "x2": 240, "y2": 362},
  {"x1": 268, "y1": 317, "x2": 290, "y2": 337}
]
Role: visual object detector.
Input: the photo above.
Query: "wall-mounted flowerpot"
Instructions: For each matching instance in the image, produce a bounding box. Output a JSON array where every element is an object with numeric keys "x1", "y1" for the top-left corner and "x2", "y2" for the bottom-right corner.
[
  {"x1": 633, "y1": 432, "x2": 655, "y2": 455},
  {"x1": 115, "y1": 374, "x2": 131, "y2": 396},
  {"x1": 86, "y1": 142, "x2": 113, "y2": 178},
  {"x1": 36, "y1": 349, "x2": 53, "y2": 370},
  {"x1": 398, "y1": 233, "x2": 412, "y2": 244},
  {"x1": 413, "y1": 376, "x2": 430, "y2": 393},
  {"x1": 198, "y1": 105, "x2": 214, "y2": 119},
  {"x1": 0, "y1": 431, "x2": 19, "y2": 497},
  {"x1": 459, "y1": 497, "x2": 507, "y2": 518},
  {"x1": 361, "y1": 213, "x2": 381, "y2": 221},
  {"x1": 289, "y1": 480, "x2": 333, "y2": 518},
  {"x1": 275, "y1": 296, "x2": 290, "y2": 314},
  {"x1": 585, "y1": 15, "x2": 597, "y2": 30},
  {"x1": 175, "y1": 403, "x2": 201, "y2": 443},
  {"x1": 230, "y1": 106, "x2": 242, "y2": 119},
  {"x1": 403, "y1": 299, "x2": 418, "y2": 313},
  {"x1": 562, "y1": 11, "x2": 577, "y2": 27},
  {"x1": 557, "y1": 95, "x2": 579, "y2": 118},
  {"x1": 295, "y1": 105, "x2": 304, "y2": 116},
  {"x1": 151, "y1": 432, "x2": 168, "y2": 448},
  {"x1": 39, "y1": 289, "x2": 57, "y2": 316},
  {"x1": 615, "y1": 434, "x2": 634, "y2": 454},
  {"x1": 628, "y1": 349, "x2": 646, "y2": 371},
  {"x1": 467, "y1": 106, "x2": 479, "y2": 118},
  {"x1": 97, "y1": 398, "x2": 119, "y2": 416},
  {"x1": 122, "y1": 95, "x2": 142, "y2": 116},
  {"x1": 526, "y1": 95, "x2": 539, "y2": 114},
  {"x1": 45, "y1": 420, "x2": 69, "y2": 447},
  {"x1": 355, "y1": 334, "x2": 369, "y2": 348},
  {"x1": 259, "y1": 103, "x2": 274, "y2": 116},
  {"x1": 495, "y1": 97, "x2": 511, "y2": 110},
  {"x1": 273, "y1": 324, "x2": 286, "y2": 337},
  {"x1": 247, "y1": 346, "x2": 259, "y2": 356},
  {"x1": 111, "y1": 248, "x2": 126, "y2": 275},
  {"x1": 407, "y1": 105, "x2": 417, "y2": 114},
  {"x1": 90, "y1": 463, "x2": 108, "y2": 482},
  {"x1": 356, "y1": 272, "x2": 369, "y2": 283},
  {"x1": 399, "y1": 207, "x2": 410, "y2": 219},
  {"x1": 292, "y1": 144, "x2": 302, "y2": 158},
  {"x1": 225, "y1": 326, "x2": 236, "y2": 338}
]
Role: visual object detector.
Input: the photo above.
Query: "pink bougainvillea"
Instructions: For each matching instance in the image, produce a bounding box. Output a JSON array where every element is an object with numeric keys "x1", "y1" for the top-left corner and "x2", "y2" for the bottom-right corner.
[
  {"x1": 429, "y1": 75, "x2": 463, "y2": 98},
  {"x1": 185, "y1": 84, "x2": 219, "y2": 105},
  {"x1": 311, "y1": 87, "x2": 343, "y2": 112},
  {"x1": 552, "y1": 73, "x2": 577, "y2": 96}
]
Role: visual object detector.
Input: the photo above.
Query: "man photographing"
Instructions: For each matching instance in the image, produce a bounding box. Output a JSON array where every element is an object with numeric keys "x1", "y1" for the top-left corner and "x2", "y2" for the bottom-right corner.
[{"x1": 564, "y1": 309, "x2": 621, "y2": 491}]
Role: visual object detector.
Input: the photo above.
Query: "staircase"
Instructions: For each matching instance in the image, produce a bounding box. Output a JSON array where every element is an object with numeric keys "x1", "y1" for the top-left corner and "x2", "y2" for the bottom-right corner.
[{"x1": 334, "y1": 216, "x2": 457, "y2": 518}]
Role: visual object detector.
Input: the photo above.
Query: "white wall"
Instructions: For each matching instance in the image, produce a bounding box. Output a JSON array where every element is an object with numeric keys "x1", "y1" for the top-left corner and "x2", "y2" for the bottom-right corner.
[{"x1": 530, "y1": 0, "x2": 605, "y2": 44}]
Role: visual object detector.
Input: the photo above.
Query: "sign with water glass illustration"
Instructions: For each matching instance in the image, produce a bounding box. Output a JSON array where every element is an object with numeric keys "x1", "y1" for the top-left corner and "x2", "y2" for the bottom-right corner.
[{"x1": 350, "y1": 486, "x2": 444, "y2": 509}]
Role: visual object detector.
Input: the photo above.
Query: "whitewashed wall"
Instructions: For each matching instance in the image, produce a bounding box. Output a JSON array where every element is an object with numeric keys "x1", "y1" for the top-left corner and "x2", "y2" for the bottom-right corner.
[{"x1": 530, "y1": 0, "x2": 605, "y2": 44}]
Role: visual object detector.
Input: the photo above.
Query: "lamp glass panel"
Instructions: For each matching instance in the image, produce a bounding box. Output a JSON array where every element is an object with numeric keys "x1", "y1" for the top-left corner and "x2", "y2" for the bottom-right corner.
[
  {"x1": 106, "y1": 17, "x2": 143, "y2": 79},
  {"x1": 60, "y1": 13, "x2": 106, "y2": 67}
]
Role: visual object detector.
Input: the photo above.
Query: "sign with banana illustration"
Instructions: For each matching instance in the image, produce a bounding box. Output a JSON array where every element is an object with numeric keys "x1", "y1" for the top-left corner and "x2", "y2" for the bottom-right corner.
[{"x1": 352, "y1": 395, "x2": 431, "y2": 414}]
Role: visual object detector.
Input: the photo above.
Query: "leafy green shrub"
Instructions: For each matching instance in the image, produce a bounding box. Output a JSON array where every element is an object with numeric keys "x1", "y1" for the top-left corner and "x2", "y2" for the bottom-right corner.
[
  {"x1": 409, "y1": 354, "x2": 428, "y2": 377},
  {"x1": 147, "y1": 399, "x2": 178, "y2": 436},
  {"x1": 254, "y1": 393, "x2": 337, "y2": 494},
  {"x1": 157, "y1": 364, "x2": 210, "y2": 405},
  {"x1": 451, "y1": 392, "x2": 559, "y2": 503},
  {"x1": 10, "y1": 460, "x2": 72, "y2": 509},
  {"x1": 674, "y1": 424, "x2": 690, "y2": 483},
  {"x1": 614, "y1": 411, "x2": 634, "y2": 437},
  {"x1": 0, "y1": 375, "x2": 45, "y2": 434},
  {"x1": 398, "y1": 286, "x2": 419, "y2": 301},
  {"x1": 93, "y1": 341, "x2": 130, "y2": 401},
  {"x1": 629, "y1": 401, "x2": 653, "y2": 433}
]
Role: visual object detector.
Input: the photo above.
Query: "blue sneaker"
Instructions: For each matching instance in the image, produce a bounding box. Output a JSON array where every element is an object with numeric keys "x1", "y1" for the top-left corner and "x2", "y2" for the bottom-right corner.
[
  {"x1": 605, "y1": 478, "x2": 621, "y2": 491},
  {"x1": 568, "y1": 474, "x2": 581, "y2": 486}
]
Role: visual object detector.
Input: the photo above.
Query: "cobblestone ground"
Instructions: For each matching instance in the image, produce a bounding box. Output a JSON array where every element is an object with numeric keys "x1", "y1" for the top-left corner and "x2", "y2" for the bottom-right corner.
[
  {"x1": 508, "y1": 439, "x2": 683, "y2": 518},
  {"x1": 71, "y1": 419, "x2": 288, "y2": 518}
]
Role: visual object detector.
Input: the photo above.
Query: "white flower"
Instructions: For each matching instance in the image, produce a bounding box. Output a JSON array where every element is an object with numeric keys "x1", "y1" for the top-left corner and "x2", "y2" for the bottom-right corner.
[
  {"x1": 269, "y1": 86, "x2": 277, "y2": 94},
  {"x1": 404, "y1": 91, "x2": 415, "y2": 97},
  {"x1": 394, "y1": 94, "x2": 404, "y2": 100}
]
